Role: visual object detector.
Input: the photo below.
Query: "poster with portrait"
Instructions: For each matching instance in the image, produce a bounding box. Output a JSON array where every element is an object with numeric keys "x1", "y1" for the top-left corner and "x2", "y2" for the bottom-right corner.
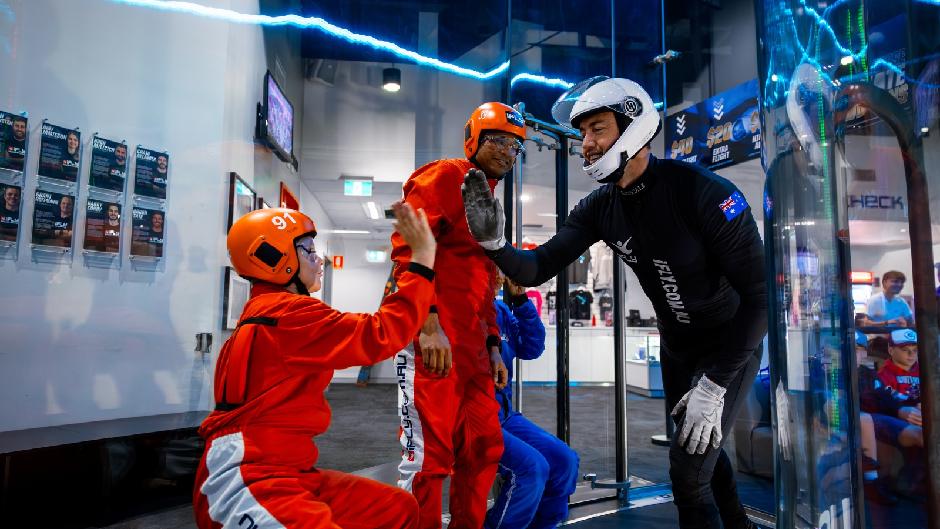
[
  {"x1": 38, "y1": 122, "x2": 81, "y2": 182},
  {"x1": 83, "y1": 199, "x2": 121, "y2": 253},
  {"x1": 130, "y1": 207, "x2": 165, "y2": 257},
  {"x1": 0, "y1": 183, "x2": 22, "y2": 242},
  {"x1": 134, "y1": 147, "x2": 169, "y2": 199},
  {"x1": 0, "y1": 111, "x2": 28, "y2": 172},
  {"x1": 31, "y1": 190, "x2": 75, "y2": 247},
  {"x1": 89, "y1": 137, "x2": 128, "y2": 192}
]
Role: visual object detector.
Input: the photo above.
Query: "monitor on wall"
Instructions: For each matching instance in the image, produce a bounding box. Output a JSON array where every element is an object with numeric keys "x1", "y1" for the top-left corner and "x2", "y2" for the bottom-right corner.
[{"x1": 261, "y1": 71, "x2": 294, "y2": 163}]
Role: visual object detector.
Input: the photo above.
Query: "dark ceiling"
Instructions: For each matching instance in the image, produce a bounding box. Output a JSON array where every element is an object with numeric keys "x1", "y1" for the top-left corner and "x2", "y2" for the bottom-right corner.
[{"x1": 296, "y1": 0, "x2": 665, "y2": 119}]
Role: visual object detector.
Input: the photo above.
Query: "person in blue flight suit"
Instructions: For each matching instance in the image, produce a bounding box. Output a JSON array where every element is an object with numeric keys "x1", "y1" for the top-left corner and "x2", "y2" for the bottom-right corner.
[{"x1": 485, "y1": 272, "x2": 579, "y2": 529}]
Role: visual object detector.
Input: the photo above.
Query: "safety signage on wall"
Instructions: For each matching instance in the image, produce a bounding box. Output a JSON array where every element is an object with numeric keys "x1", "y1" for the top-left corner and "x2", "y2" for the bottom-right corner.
[{"x1": 665, "y1": 78, "x2": 762, "y2": 171}]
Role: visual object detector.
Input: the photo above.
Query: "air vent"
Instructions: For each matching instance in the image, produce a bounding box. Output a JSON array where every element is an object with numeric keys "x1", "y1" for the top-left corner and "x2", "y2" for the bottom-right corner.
[{"x1": 522, "y1": 223, "x2": 543, "y2": 228}]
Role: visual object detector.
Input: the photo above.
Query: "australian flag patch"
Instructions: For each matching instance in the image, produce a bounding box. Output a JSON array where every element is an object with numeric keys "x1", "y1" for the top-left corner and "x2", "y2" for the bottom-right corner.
[{"x1": 719, "y1": 191, "x2": 748, "y2": 221}]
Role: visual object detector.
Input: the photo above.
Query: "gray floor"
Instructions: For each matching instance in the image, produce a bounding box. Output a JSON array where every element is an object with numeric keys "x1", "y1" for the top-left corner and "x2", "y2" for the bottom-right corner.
[{"x1": 95, "y1": 383, "x2": 775, "y2": 528}]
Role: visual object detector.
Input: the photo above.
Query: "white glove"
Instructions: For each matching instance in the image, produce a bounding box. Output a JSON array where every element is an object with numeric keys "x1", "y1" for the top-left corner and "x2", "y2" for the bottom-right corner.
[
  {"x1": 461, "y1": 168, "x2": 505, "y2": 251},
  {"x1": 671, "y1": 375, "x2": 726, "y2": 454}
]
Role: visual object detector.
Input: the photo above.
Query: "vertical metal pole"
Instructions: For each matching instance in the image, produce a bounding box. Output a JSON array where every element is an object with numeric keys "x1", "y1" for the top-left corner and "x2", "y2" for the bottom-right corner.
[
  {"x1": 500, "y1": 0, "x2": 512, "y2": 103},
  {"x1": 509, "y1": 151, "x2": 525, "y2": 414},
  {"x1": 613, "y1": 256, "x2": 629, "y2": 484},
  {"x1": 555, "y1": 136, "x2": 570, "y2": 444},
  {"x1": 610, "y1": 0, "x2": 616, "y2": 77}
]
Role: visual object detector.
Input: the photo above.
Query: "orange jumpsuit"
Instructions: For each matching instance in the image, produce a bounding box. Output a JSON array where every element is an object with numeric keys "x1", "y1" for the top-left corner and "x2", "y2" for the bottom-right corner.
[
  {"x1": 193, "y1": 263, "x2": 435, "y2": 529},
  {"x1": 391, "y1": 159, "x2": 504, "y2": 529}
]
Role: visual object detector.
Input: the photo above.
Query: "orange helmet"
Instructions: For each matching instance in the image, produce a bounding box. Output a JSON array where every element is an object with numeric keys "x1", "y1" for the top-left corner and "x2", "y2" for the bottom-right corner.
[
  {"x1": 227, "y1": 208, "x2": 317, "y2": 284},
  {"x1": 464, "y1": 102, "x2": 526, "y2": 159}
]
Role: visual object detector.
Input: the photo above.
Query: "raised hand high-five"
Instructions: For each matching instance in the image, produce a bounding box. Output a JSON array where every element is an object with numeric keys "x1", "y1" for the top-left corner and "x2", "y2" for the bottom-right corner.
[{"x1": 461, "y1": 168, "x2": 506, "y2": 251}]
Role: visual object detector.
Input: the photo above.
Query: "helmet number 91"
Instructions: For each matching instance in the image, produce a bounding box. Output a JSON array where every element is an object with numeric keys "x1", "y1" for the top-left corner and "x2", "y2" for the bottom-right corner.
[{"x1": 271, "y1": 211, "x2": 297, "y2": 230}]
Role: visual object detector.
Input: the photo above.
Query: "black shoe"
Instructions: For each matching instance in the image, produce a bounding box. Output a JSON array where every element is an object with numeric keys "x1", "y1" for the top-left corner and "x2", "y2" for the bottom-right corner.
[{"x1": 864, "y1": 478, "x2": 899, "y2": 506}]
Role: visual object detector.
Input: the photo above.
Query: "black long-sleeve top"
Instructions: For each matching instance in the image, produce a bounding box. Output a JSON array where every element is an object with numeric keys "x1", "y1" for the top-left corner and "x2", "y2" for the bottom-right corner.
[{"x1": 487, "y1": 155, "x2": 768, "y2": 387}]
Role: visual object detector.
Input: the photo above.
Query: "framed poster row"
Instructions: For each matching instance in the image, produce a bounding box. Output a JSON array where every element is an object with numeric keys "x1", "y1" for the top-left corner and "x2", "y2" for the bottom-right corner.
[
  {"x1": 1, "y1": 110, "x2": 169, "y2": 197},
  {"x1": 0, "y1": 110, "x2": 169, "y2": 264},
  {"x1": 0, "y1": 184, "x2": 166, "y2": 264}
]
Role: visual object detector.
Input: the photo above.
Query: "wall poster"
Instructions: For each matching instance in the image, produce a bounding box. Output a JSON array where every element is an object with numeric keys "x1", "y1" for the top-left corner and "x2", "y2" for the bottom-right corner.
[
  {"x1": 0, "y1": 111, "x2": 28, "y2": 173},
  {"x1": 223, "y1": 266, "x2": 251, "y2": 330},
  {"x1": 134, "y1": 146, "x2": 169, "y2": 199},
  {"x1": 0, "y1": 183, "x2": 22, "y2": 242},
  {"x1": 38, "y1": 122, "x2": 81, "y2": 182},
  {"x1": 279, "y1": 181, "x2": 299, "y2": 210},
  {"x1": 130, "y1": 207, "x2": 165, "y2": 257},
  {"x1": 83, "y1": 199, "x2": 121, "y2": 253},
  {"x1": 31, "y1": 189, "x2": 74, "y2": 247},
  {"x1": 89, "y1": 136, "x2": 128, "y2": 192},
  {"x1": 228, "y1": 172, "x2": 257, "y2": 232}
]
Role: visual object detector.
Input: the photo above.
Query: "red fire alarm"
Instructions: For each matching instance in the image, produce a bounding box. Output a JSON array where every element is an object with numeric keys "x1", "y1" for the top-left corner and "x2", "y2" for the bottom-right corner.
[{"x1": 332, "y1": 255, "x2": 344, "y2": 270}]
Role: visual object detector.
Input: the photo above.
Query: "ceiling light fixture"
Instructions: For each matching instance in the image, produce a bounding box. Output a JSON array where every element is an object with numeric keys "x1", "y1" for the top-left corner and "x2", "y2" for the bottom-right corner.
[
  {"x1": 323, "y1": 229, "x2": 370, "y2": 234},
  {"x1": 383, "y1": 67, "x2": 401, "y2": 92},
  {"x1": 519, "y1": 194, "x2": 531, "y2": 203},
  {"x1": 363, "y1": 201, "x2": 381, "y2": 220}
]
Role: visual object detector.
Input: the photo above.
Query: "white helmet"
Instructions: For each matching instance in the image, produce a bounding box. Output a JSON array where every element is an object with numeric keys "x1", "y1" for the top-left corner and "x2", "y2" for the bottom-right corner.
[{"x1": 552, "y1": 76, "x2": 661, "y2": 183}]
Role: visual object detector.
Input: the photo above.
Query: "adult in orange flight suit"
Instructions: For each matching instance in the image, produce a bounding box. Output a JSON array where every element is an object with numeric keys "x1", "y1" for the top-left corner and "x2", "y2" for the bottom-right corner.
[
  {"x1": 391, "y1": 102, "x2": 526, "y2": 529},
  {"x1": 194, "y1": 203, "x2": 436, "y2": 529}
]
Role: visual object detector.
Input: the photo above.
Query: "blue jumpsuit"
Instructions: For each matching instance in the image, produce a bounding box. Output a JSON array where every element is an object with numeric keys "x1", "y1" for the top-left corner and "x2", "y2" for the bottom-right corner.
[{"x1": 484, "y1": 297, "x2": 579, "y2": 529}]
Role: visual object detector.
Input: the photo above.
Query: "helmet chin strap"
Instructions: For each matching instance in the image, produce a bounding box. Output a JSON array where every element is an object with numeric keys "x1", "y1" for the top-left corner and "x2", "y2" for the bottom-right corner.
[
  {"x1": 595, "y1": 151, "x2": 629, "y2": 184},
  {"x1": 593, "y1": 138, "x2": 653, "y2": 184}
]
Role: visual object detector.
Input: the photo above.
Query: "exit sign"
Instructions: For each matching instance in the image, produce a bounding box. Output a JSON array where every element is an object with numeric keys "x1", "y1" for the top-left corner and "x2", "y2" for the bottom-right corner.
[{"x1": 344, "y1": 179, "x2": 373, "y2": 197}]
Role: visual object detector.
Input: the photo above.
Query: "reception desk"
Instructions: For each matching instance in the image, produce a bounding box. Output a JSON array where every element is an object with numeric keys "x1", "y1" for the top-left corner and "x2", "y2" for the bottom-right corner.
[{"x1": 516, "y1": 326, "x2": 663, "y2": 397}]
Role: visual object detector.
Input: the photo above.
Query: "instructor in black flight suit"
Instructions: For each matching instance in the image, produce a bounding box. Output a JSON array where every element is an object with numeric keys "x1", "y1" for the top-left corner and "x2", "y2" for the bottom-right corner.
[{"x1": 462, "y1": 76, "x2": 767, "y2": 529}]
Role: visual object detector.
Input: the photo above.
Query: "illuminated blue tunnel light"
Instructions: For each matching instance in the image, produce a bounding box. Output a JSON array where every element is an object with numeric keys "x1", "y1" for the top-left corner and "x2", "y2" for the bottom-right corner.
[
  {"x1": 796, "y1": 0, "x2": 867, "y2": 61},
  {"x1": 510, "y1": 73, "x2": 573, "y2": 90},
  {"x1": 110, "y1": 0, "x2": 509, "y2": 80},
  {"x1": 109, "y1": 0, "x2": 666, "y2": 109}
]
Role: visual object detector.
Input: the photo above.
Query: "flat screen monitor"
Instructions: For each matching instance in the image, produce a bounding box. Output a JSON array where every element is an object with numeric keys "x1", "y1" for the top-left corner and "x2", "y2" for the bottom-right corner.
[{"x1": 263, "y1": 71, "x2": 293, "y2": 163}]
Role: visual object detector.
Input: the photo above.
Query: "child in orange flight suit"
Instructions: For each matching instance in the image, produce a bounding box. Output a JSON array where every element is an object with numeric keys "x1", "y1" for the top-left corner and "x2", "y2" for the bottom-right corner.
[{"x1": 194, "y1": 203, "x2": 436, "y2": 529}]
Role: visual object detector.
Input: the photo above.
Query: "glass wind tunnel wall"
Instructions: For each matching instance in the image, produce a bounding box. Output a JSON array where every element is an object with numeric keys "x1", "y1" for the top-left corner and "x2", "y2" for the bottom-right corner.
[
  {"x1": 755, "y1": 0, "x2": 940, "y2": 527},
  {"x1": 503, "y1": 0, "x2": 664, "y2": 496}
]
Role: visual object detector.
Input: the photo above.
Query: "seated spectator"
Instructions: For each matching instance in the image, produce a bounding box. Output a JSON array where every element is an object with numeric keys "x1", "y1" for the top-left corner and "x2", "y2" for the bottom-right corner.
[
  {"x1": 855, "y1": 331, "x2": 897, "y2": 505},
  {"x1": 860, "y1": 271, "x2": 914, "y2": 328},
  {"x1": 486, "y1": 273, "x2": 579, "y2": 529},
  {"x1": 877, "y1": 329, "x2": 922, "y2": 447},
  {"x1": 873, "y1": 329, "x2": 924, "y2": 498}
]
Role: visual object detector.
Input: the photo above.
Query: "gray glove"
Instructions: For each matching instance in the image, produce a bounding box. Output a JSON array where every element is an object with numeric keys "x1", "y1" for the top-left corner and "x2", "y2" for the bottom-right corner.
[
  {"x1": 461, "y1": 168, "x2": 505, "y2": 251},
  {"x1": 671, "y1": 375, "x2": 726, "y2": 454}
]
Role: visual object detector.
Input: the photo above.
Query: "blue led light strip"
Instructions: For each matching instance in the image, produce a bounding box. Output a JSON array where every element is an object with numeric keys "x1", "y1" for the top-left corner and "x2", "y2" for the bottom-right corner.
[
  {"x1": 109, "y1": 0, "x2": 509, "y2": 80},
  {"x1": 109, "y1": 0, "x2": 667, "y2": 109},
  {"x1": 510, "y1": 73, "x2": 573, "y2": 90}
]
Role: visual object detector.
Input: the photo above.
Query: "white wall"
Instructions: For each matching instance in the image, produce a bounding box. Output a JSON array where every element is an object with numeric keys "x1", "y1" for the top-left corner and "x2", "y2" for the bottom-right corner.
[{"x1": 0, "y1": 0, "x2": 319, "y2": 444}]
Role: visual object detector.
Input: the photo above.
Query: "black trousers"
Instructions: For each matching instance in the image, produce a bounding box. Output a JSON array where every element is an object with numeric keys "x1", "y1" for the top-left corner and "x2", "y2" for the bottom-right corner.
[{"x1": 661, "y1": 328, "x2": 762, "y2": 529}]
